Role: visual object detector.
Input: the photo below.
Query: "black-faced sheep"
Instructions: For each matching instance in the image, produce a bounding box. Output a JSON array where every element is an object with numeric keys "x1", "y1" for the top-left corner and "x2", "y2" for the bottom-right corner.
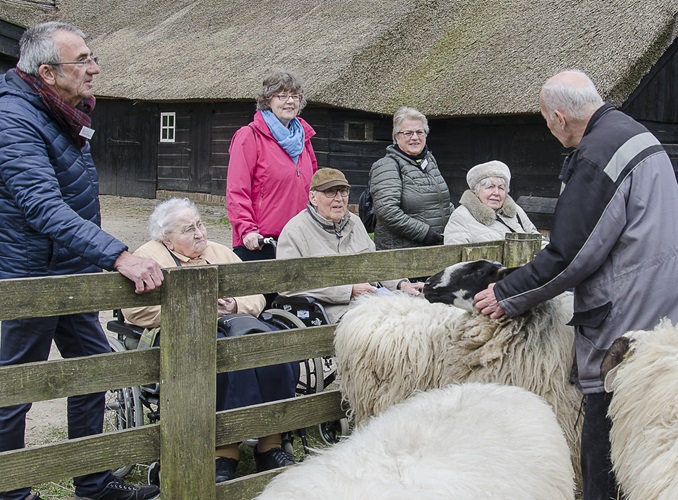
[
  {"x1": 600, "y1": 318, "x2": 678, "y2": 500},
  {"x1": 257, "y1": 383, "x2": 575, "y2": 500},
  {"x1": 334, "y1": 260, "x2": 582, "y2": 482}
]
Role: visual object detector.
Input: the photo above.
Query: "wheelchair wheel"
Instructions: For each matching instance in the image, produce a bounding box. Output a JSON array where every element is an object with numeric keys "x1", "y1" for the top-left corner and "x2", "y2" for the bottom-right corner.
[
  {"x1": 263, "y1": 309, "x2": 325, "y2": 395},
  {"x1": 105, "y1": 337, "x2": 144, "y2": 477},
  {"x1": 318, "y1": 417, "x2": 350, "y2": 446}
]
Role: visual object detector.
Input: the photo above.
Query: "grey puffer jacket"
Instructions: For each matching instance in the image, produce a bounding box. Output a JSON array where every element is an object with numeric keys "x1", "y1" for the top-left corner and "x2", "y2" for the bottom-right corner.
[{"x1": 370, "y1": 145, "x2": 452, "y2": 250}]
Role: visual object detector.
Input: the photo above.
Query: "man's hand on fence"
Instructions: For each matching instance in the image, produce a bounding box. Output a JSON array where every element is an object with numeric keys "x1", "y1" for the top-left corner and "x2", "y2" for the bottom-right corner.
[
  {"x1": 474, "y1": 283, "x2": 506, "y2": 319},
  {"x1": 114, "y1": 251, "x2": 164, "y2": 294}
]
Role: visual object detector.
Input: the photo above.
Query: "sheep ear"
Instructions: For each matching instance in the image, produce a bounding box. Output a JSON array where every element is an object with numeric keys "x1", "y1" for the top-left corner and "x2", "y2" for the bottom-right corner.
[
  {"x1": 495, "y1": 266, "x2": 519, "y2": 281},
  {"x1": 603, "y1": 365, "x2": 620, "y2": 393}
]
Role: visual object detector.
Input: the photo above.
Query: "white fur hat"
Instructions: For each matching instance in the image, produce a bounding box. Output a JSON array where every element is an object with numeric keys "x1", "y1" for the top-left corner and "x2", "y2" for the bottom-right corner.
[{"x1": 466, "y1": 161, "x2": 511, "y2": 190}]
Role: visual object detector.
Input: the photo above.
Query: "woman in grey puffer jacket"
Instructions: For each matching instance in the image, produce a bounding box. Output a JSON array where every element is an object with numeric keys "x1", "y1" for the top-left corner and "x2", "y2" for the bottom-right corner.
[{"x1": 370, "y1": 107, "x2": 452, "y2": 250}]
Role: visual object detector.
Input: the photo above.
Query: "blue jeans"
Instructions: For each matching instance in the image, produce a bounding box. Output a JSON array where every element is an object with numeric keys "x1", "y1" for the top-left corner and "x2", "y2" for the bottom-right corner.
[{"x1": 0, "y1": 314, "x2": 116, "y2": 499}]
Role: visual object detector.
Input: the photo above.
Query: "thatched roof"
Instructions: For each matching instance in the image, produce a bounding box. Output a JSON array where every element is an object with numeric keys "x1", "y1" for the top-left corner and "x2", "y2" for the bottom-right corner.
[{"x1": 3, "y1": 0, "x2": 678, "y2": 117}]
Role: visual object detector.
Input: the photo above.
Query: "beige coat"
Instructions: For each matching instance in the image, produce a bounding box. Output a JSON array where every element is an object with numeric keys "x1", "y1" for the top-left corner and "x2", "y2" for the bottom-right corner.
[
  {"x1": 277, "y1": 207, "x2": 402, "y2": 323},
  {"x1": 122, "y1": 240, "x2": 265, "y2": 328}
]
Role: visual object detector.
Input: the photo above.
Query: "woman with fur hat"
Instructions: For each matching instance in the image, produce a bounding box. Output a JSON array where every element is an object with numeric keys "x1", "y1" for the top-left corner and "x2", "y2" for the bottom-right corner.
[{"x1": 443, "y1": 161, "x2": 544, "y2": 245}]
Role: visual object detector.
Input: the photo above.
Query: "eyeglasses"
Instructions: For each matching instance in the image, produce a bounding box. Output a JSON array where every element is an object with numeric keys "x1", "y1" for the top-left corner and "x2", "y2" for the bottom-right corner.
[
  {"x1": 319, "y1": 187, "x2": 350, "y2": 198},
  {"x1": 397, "y1": 129, "x2": 427, "y2": 138},
  {"x1": 47, "y1": 55, "x2": 99, "y2": 67},
  {"x1": 175, "y1": 221, "x2": 205, "y2": 236},
  {"x1": 273, "y1": 93, "x2": 302, "y2": 102}
]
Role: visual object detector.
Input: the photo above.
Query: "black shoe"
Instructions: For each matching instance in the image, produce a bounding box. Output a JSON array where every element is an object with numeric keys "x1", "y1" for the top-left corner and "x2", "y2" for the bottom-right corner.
[
  {"x1": 215, "y1": 457, "x2": 238, "y2": 483},
  {"x1": 74, "y1": 478, "x2": 160, "y2": 500},
  {"x1": 253, "y1": 447, "x2": 296, "y2": 472}
]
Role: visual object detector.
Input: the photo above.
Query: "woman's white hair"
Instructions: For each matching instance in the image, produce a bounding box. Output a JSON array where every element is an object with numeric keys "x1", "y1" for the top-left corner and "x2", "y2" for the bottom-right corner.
[
  {"x1": 148, "y1": 198, "x2": 199, "y2": 241},
  {"x1": 473, "y1": 176, "x2": 510, "y2": 194},
  {"x1": 392, "y1": 106, "x2": 429, "y2": 143},
  {"x1": 540, "y1": 69, "x2": 604, "y2": 121}
]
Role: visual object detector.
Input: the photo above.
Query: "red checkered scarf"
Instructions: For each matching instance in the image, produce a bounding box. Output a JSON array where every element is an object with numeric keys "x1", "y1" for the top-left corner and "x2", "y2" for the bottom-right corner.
[{"x1": 13, "y1": 67, "x2": 95, "y2": 149}]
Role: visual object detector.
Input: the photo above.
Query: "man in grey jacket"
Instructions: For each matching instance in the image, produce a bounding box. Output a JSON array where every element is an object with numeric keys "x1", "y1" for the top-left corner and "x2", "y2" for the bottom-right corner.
[{"x1": 474, "y1": 69, "x2": 678, "y2": 499}]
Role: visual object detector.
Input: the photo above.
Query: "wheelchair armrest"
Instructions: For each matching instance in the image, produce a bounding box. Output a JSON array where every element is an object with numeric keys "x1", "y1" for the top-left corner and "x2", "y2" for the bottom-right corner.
[
  {"x1": 272, "y1": 296, "x2": 318, "y2": 307},
  {"x1": 106, "y1": 319, "x2": 146, "y2": 339},
  {"x1": 106, "y1": 309, "x2": 146, "y2": 339}
]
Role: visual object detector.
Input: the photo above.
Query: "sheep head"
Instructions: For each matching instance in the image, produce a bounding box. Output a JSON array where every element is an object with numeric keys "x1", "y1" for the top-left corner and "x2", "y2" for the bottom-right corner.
[{"x1": 423, "y1": 260, "x2": 513, "y2": 311}]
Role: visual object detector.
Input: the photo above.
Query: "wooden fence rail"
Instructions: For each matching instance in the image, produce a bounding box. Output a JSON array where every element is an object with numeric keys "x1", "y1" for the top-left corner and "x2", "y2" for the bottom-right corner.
[{"x1": 0, "y1": 234, "x2": 541, "y2": 499}]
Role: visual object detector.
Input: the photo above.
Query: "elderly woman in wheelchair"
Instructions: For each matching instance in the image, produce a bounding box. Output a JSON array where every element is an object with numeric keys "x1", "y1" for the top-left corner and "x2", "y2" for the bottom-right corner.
[
  {"x1": 276, "y1": 168, "x2": 423, "y2": 323},
  {"x1": 121, "y1": 197, "x2": 298, "y2": 482}
]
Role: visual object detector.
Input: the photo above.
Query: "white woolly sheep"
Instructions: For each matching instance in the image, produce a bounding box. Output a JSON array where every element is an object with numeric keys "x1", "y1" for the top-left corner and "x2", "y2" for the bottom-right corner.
[
  {"x1": 257, "y1": 383, "x2": 575, "y2": 500},
  {"x1": 334, "y1": 260, "x2": 582, "y2": 482},
  {"x1": 600, "y1": 318, "x2": 678, "y2": 500}
]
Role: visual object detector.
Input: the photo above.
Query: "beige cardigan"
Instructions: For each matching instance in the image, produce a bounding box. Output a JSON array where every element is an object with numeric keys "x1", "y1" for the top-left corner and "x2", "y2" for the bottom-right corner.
[{"x1": 122, "y1": 239, "x2": 265, "y2": 328}]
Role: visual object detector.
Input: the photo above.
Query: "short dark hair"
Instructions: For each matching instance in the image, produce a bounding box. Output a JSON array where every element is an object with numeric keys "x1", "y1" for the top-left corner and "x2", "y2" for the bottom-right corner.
[{"x1": 256, "y1": 69, "x2": 307, "y2": 112}]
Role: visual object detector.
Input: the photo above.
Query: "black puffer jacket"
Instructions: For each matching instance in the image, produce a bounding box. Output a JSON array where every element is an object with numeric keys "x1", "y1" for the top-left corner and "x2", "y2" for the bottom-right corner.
[{"x1": 370, "y1": 145, "x2": 452, "y2": 250}]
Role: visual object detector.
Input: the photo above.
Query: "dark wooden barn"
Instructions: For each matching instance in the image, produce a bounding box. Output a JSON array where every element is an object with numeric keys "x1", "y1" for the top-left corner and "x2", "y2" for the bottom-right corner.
[{"x1": 2, "y1": 1, "x2": 678, "y2": 229}]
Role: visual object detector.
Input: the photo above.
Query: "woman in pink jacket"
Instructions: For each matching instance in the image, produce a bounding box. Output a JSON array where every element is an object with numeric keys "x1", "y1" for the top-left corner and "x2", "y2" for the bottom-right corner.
[{"x1": 227, "y1": 69, "x2": 318, "y2": 262}]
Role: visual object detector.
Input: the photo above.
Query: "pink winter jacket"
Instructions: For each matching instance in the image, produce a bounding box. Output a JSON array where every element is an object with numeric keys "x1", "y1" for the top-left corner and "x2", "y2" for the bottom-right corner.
[{"x1": 227, "y1": 111, "x2": 318, "y2": 247}]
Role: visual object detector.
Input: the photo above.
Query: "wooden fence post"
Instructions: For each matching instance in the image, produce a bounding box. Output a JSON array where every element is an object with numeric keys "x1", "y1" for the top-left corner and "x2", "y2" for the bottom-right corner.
[
  {"x1": 502, "y1": 233, "x2": 542, "y2": 267},
  {"x1": 159, "y1": 266, "x2": 218, "y2": 499}
]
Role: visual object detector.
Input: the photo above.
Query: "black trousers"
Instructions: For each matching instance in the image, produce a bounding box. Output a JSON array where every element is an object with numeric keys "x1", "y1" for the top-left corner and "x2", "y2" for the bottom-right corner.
[
  {"x1": 0, "y1": 314, "x2": 116, "y2": 499},
  {"x1": 581, "y1": 391, "x2": 619, "y2": 500}
]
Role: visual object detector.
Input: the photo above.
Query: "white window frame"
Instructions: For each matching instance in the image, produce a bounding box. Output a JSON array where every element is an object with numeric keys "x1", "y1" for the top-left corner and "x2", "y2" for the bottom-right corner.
[{"x1": 160, "y1": 112, "x2": 176, "y2": 143}]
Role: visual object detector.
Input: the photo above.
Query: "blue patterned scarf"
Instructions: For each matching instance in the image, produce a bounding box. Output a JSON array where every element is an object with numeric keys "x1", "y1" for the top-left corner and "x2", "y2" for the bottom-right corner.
[{"x1": 261, "y1": 110, "x2": 305, "y2": 164}]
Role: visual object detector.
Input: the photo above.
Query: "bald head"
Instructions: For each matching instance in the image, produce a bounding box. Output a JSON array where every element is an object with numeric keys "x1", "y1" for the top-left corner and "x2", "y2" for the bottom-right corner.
[
  {"x1": 539, "y1": 69, "x2": 604, "y2": 147},
  {"x1": 540, "y1": 69, "x2": 604, "y2": 121}
]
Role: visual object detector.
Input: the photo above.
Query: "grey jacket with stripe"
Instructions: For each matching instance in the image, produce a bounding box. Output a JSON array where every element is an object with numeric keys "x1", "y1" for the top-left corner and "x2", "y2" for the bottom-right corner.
[{"x1": 494, "y1": 103, "x2": 678, "y2": 394}]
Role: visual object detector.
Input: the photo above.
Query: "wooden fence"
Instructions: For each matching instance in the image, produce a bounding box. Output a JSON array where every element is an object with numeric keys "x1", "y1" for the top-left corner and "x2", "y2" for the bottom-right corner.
[{"x1": 0, "y1": 234, "x2": 541, "y2": 499}]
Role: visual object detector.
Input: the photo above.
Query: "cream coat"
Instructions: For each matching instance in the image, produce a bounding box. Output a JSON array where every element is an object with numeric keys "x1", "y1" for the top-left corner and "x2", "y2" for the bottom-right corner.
[{"x1": 444, "y1": 190, "x2": 543, "y2": 245}]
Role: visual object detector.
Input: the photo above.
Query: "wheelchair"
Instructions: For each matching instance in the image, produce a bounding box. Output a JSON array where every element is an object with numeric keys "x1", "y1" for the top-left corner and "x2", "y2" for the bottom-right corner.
[
  {"x1": 104, "y1": 302, "x2": 348, "y2": 479},
  {"x1": 269, "y1": 296, "x2": 349, "y2": 447}
]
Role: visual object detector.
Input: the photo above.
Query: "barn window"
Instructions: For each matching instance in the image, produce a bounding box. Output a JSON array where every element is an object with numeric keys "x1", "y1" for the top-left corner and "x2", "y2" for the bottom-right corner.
[
  {"x1": 344, "y1": 121, "x2": 373, "y2": 141},
  {"x1": 160, "y1": 112, "x2": 176, "y2": 143}
]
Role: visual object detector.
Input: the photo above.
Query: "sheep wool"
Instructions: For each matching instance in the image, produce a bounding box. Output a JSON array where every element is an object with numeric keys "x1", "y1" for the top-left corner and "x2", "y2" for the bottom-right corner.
[
  {"x1": 440, "y1": 293, "x2": 582, "y2": 475},
  {"x1": 335, "y1": 294, "x2": 464, "y2": 425},
  {"x1": 607, "y1": 318, "x2": 678, "y2": 500},
  {"x1": 257, "y1": 383, "x2": 575, "y2": 500},
  {"x1": 335, "y1": 262, "x2": 582, "y2": 487}
]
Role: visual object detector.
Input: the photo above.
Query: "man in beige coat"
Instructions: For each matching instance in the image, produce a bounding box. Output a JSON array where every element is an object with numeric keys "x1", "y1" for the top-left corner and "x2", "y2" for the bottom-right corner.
[{"x1": 277, "y1": 168, "x2": 423, "y2": 323}]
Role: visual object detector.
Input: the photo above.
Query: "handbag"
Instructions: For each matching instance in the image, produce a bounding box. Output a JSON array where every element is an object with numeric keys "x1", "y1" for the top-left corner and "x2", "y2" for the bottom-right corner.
[{"x1": 217, "y1": 313, "x2": 274, "y2": 338}]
